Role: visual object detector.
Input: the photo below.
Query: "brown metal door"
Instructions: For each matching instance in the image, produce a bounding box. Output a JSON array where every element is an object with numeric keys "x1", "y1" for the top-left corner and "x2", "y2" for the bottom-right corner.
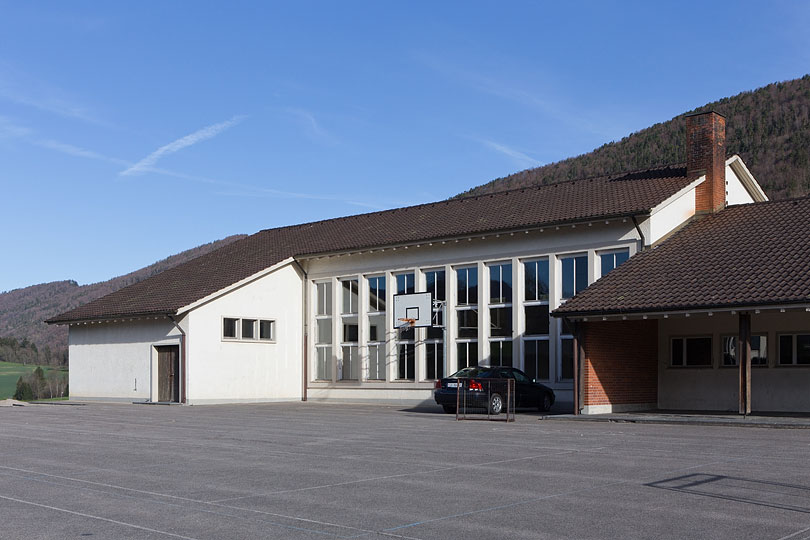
[{"x1": 157, "y1": 345, "x2": 180, "y2": 402}]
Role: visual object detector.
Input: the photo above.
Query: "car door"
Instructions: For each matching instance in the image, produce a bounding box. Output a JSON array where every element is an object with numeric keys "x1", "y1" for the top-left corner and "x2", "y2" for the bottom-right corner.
[{"x1": 510, "y1": 368, "x2": 539, "y2": 408}]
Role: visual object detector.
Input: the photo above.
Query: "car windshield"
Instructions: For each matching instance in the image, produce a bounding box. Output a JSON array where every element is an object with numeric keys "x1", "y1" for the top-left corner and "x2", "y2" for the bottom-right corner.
[{"x1": 450, "y1": 367, "x2": 498, "y2": 378}]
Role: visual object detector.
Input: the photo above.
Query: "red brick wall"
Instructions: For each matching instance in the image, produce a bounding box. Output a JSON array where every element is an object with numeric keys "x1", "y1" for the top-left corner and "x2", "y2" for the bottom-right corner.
[
  {"x1": 687, "y1": 111, "x2": 726, "y2": 214},
  {"x1": 582, "y1": 320, "x2": 658, "y2": 406}
]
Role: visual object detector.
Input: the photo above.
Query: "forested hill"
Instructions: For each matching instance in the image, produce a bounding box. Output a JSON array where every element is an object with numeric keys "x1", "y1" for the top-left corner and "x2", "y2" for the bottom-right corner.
[
  {"x1": 0, "y1": 235, "x2": 246, "y2": 366},
  {"x1": 461, "y1": 75, "x2": 810, "y2": 200}
]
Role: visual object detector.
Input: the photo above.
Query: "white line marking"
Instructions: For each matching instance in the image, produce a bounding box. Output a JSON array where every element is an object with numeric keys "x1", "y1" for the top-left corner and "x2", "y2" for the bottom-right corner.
[
  {"x1": 775, "y1": 525, "x2": 810, "y2": 540},
  {"x1": 0, "y1": 493, "x2": 202, "y2": 540}
]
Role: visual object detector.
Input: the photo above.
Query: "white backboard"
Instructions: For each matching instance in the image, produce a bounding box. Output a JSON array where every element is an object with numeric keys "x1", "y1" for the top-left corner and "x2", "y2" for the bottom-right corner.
[{"x1": 393, "y1": 292, "x2": 433, "y2": 328}]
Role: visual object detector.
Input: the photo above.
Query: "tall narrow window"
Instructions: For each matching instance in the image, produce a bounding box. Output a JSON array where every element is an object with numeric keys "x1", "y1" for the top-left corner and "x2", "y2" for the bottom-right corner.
[
  {"x1": 523, "y1": 258, "x2": 550, "y2": 380},
  {"x1": 395, "y1": 272, "x2": 415, "y2": 379},
  {"x1": 456, "y1": 266, "x2": 478, "y2": 370},
  {"x1": 488, "y1": 262, "x2": 512, "y2": 367},
  {"x1": 424, "y1": 269, "x2": 445, "y2": 380},
  {"x1": 600, "y1": 249, "x2": 629, "y2": 278},
  {"x1": 314, "y1": 281, "x2": 333, "y2": 380},
  {"x1": 340, "y1": 279, "x2": 359, "y2": 380},
  {"x1": 561, "y1": 254, "x2": 588, "y2": 299},
  {"x1": 367, "y1": 276, "x2": 386, "y2": 380}
]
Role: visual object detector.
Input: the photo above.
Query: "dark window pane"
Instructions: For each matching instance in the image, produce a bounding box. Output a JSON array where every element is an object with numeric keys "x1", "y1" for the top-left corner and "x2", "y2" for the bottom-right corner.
[
  {"x1": 490, "y1": 341, "x2": 512, "y2": 367},
  {"x1": 780, "y1": 335, "x2": 793, "y2": 364},
  {"x1": 427, "y1": 270, "x2": 446, "y2": 302},
  {"x1": 457, "y1": 268, "x2": 468, "y2": 305},
  {"x1": 396, "y1": 273, "x2": 414, "y2": 295},
  {"x1": 525, "y1": 305, "x2": 549, "y2": 336},
  {"x1": 369, "y1": 276, "x2": 386, "y2": 312},
  {"x1": 672, "y1": 338, "x2": 684, "y2": 366},
  {"x1": 489, "y1": 307, "x2": 512, "y2": 337},
  {"x1": 575, "y1": 256, "x2": 588, "y2": 295},
  {"x1": 468, "y1": 268, "x2": 478, "y2": 304},
  {"x1": 561, "y1": 338, "x2": 574, "y2": 380},
  {"x1": 458, "y1": 342, "x2": 478, "y2": 369},
  {"x1": 524, "y1": 341, "x2": 537, "y2": 380},
  {"x1": 399, "y1": 326, "x2": 414, "y2": 340},
  {"x1": 457, "y1": 309, "x2": 478, "y2": 338},
  {"x1": 343, "y1": 324, "x2": 358, "y2": 343},
  {"x1": 685, "y1": 337, "x2": 712, "y2": 366},
  {"x1": 562, "y1": 257, "x2": 574, "y2": 299},
  {"x1": 259, "y1": 320, "x2": 274, "y2": 340},
  {"x1": 223, "y1": 318, "x2": 238, "y2": 339},
  {"x1": 600, "y1": 253, "x2": 615, "y2": 276},
  {"x1": 615, "y1": 250, "x2": 629, "y2": 267},
  {"x1": 242, "y1": 319, "x2": 256, "y2": 339},
  {"x1": 524, "y1": 261, "x2": 537, "y2": 301},
  {"x1": 722, "y1": 336, "x2": 736, "y2": 366},
  {"x1": 798, "y1": 335, "x2": 810, "y2": 365}
]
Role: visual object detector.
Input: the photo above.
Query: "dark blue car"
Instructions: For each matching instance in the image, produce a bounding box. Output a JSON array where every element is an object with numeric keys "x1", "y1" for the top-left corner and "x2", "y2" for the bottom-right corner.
[{"x1": 434, "y1": 366, "x2": 555, "y2": 414}]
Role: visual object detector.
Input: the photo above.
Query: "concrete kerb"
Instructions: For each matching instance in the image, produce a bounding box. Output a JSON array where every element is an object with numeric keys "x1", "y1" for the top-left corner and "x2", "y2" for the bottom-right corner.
[{"x1": 541, "y1": 411, "x2": 810, "y2": 429}]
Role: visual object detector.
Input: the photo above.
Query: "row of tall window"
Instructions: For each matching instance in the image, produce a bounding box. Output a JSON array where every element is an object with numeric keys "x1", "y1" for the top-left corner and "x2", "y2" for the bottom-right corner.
[{"x1": 313, "y1": 249, "x2": 629, "y2": 383}]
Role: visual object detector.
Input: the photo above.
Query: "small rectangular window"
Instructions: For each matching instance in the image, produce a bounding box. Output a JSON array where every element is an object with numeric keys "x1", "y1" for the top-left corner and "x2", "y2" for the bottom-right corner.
[
  {"x1": 316, "y1": 282, "x2": 332, "y2": 316},
  {"x1": 524, "y1": 259, "x2": 549, "y2": 302},
  {"x1": 457, "y1": 309, "x2": 478, "y2": 338},
  {"x1": 779, "y1": 334, "x2": 810, "y2": 365},
  {"x1": 368, "y1": 276, "x2": 386, "y2": 313},
  {"x1": 524, "y1": 339, "x2": 549, "y2": 381},
  {"x1": 259, "y1": 320, "x2": 275, "y2": 341},
  {"x1": 396, "y1": 273, "x2": 415, "y2": 295},
  {"x1": 722, "y1": 335, "x2": 766, "y2": 366},
  {"x1": 671, "y1": 337, "x2": 712, "y2": 367},
  {"x1": 341, "y1": 279, "x2": 359, "y2": 314},
  {"x1": 456, "y1": 267, "x2": 478, "y2": 306},
  {"x1": 489, "y1": 307, "x2": 512, "y2": 337},
  {"x1": 241, "y1": 319, "x2": 256, "y2": 339},
  {"x1": 223, "y1": 318, "x2": 238, "y2": 339},
  {"x1": 525, "y1": 305, "x2": 549, "y2": 336}
]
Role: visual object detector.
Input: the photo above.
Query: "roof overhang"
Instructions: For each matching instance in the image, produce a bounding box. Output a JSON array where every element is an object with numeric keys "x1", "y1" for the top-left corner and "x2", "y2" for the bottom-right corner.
[
  {"x1": 554, "y1": 301, "x2": 810, "y2": 321},
  {"x1": 727, "y1": 155, "x2": 768, "y2": 202},
  {"x1": 49, "y1": 313, "x2": 174, "y2": 326}
]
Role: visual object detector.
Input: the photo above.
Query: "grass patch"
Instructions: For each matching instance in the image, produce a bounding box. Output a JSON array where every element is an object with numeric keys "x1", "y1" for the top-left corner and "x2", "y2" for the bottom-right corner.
[{"x1": 0, "y1": 361, "x2": 67, "y2": 399}]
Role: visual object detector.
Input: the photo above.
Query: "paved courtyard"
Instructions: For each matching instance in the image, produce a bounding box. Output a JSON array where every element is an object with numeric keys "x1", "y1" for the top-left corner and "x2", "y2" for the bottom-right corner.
[{"x1": 1, "y1": 402, "x2": 809, "y2": 539}]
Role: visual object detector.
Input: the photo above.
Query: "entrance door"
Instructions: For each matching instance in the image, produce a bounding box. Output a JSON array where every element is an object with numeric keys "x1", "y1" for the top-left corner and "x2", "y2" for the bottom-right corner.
[{"x1": 156, "y1": 345, "x2": 180, "y2": 402}]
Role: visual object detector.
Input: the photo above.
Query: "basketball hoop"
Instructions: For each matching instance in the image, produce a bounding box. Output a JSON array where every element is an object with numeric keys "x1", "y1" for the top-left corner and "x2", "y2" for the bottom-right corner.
[{"x1": 397, "y1": 317, "x2": 417, "y2": 328}]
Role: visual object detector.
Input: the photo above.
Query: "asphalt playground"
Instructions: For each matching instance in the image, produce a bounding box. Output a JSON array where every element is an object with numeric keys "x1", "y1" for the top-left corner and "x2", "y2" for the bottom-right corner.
[{"x1": 1, "y1": 401, "x2": 810, "y2": 540}]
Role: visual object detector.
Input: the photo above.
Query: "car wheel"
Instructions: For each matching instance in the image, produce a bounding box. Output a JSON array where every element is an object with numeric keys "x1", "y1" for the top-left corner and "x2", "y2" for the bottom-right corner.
[
  {"x1": 489, "y1": 393, "x2": 504, "y2": 415},
  {"x1": 539, "y1": 393, "x2": 552, "y2": 412},
  {"x1": 442, "y1": 405, "x2": 456, "y2": 414}
]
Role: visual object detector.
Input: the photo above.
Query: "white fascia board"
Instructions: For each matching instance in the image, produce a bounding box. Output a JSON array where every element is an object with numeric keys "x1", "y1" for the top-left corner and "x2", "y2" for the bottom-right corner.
[
  {"x1": 649, "y1": 177, "x2": 705, "y2": 216},
  {"x1": 176, "y1": 256, "x2": 296, "y2": 316},
  {"x1": 727, "y1": 155, "x2": 768, "y2": 202}
]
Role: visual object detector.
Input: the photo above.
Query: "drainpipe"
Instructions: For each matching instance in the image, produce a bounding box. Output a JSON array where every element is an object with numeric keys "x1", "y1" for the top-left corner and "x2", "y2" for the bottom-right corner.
[
  {"x1": 167, "y1": 314, "x2": 187, "y2": 404},
  {"x1": 631, "y1": 215, "x2": 647, "y2": 251},
  {"x1": 293, "y1": 259, "x2": 309, "y2": 401}
]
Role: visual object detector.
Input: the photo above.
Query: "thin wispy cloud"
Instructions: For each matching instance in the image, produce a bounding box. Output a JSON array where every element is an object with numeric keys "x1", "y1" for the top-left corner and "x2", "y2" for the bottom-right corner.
[
  {"x1": 0, "y1": 64, "x2": 105, "y2": 125},
  {"x1": 417, "y1": 52, "x2": 615, "y2": 139},
  {"x1": 476, "y1": 138, "x2": 543, "y2": 168},
  {"x1": 285, "y1": 107, "x2": 336, "y2": 144},
  {"x1": 33, "y1": 138, "x2": 129, "y2": 165},
  {"x1": 120, "y1": 115, "x2": 247, "y2": 176}
]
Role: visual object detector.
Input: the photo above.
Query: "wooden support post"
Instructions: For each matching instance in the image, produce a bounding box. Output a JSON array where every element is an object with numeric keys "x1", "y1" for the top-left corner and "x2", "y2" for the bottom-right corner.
[
  {"x1": 572, "y1": 321, "x2": 579, "y2": 416},
  {"x1": 738, "y1": 313, "x2": 752, "y2": 415}
]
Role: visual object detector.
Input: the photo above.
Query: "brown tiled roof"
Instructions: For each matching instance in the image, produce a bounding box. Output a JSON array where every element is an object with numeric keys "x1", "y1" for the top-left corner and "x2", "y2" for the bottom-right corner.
[
  {"x1": 555, "y1": 196, "x2": 810, "y2": 317},
  {"x1": 48, "y1": 165, "x2": 691, "y2": 324}
]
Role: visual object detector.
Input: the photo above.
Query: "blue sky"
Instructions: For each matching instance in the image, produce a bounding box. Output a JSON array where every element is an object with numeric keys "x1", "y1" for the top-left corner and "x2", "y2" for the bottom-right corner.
[{"x1": 1, "y1": 1, "x2": 809, "y2": 293}]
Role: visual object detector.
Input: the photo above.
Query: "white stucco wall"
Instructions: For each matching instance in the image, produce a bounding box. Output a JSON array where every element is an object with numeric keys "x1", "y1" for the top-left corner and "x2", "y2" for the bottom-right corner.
[
  {"x1": 648, "y1": 187, "x2": 697, "y2": 245},
  {"x1": 725, "y1": 163, "x2": 757, "y2": 206},
  {"x1": 184, "y1": 263, "x2": 303, "y2": 404},
  {"x1": 68, "y1": 319, "x2": 181, "y2": 402},
  {"x1": 658, "y1": 311, "x2": 810, "y2": 412}
]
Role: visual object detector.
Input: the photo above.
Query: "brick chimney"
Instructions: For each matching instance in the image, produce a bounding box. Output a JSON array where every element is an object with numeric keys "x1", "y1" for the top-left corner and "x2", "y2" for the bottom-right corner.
[{"x1": 686, "y1": 111, "x2": 726, "y2": 213}]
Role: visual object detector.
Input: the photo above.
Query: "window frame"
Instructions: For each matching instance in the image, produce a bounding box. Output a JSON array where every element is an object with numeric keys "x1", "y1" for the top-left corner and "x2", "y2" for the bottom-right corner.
[
  {"x1": 598, "y1": 248, "x2": 630, "y2": 278},
  {"x1": 670, "y1": 336, "x2": 714, "y2": 368},
  {"x1": 777, "y1": 333, "x2": 810, "y2": 366},
  {"x1": 222, "y1": 317, "x2": 276, "y2": 343},
  {"x1": 560, "y1": 253, "x2": 589, "y2": 300},
  {"x1": 721, "y1": 334, "x2": 768, "y2": 367}
]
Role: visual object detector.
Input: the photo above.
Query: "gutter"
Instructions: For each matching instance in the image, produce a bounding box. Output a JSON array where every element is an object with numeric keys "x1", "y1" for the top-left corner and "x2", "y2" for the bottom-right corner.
[
  {"x1": 631, "y1": 215, "x2": 646, "y2": 250},
  {"x1": 167, "y1": 314, "x2": 187, "y2": 404},
  {"x1": 292, "y1": 259, "x2": 308, "y2": 402}
]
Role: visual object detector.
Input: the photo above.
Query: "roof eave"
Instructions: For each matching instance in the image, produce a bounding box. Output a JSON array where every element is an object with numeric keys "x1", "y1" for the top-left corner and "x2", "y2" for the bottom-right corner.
[
  {"x1": 553, "y1": 299, "x2": 810, "y2": 320},
  {"x1": 46, "y1": 311, "x2": 176, "y2": 326}
]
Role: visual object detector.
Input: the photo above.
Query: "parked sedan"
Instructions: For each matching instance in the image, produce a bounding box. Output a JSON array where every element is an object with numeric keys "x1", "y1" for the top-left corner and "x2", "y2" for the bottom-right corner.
[{"x1": 434, "y1": 366, "x2": 555, "y2": 414}]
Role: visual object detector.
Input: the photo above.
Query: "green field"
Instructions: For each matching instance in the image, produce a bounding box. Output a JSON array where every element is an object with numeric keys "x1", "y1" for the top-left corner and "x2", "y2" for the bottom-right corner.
[{"x1": 0, "y1": 361, "x2": 67, "y2": 399}]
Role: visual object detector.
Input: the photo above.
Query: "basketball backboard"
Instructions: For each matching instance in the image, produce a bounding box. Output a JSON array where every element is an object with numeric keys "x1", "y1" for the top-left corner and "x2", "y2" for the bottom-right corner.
[{"x1": 393, "y1": 292, "x2": 433, "y2": 328}]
